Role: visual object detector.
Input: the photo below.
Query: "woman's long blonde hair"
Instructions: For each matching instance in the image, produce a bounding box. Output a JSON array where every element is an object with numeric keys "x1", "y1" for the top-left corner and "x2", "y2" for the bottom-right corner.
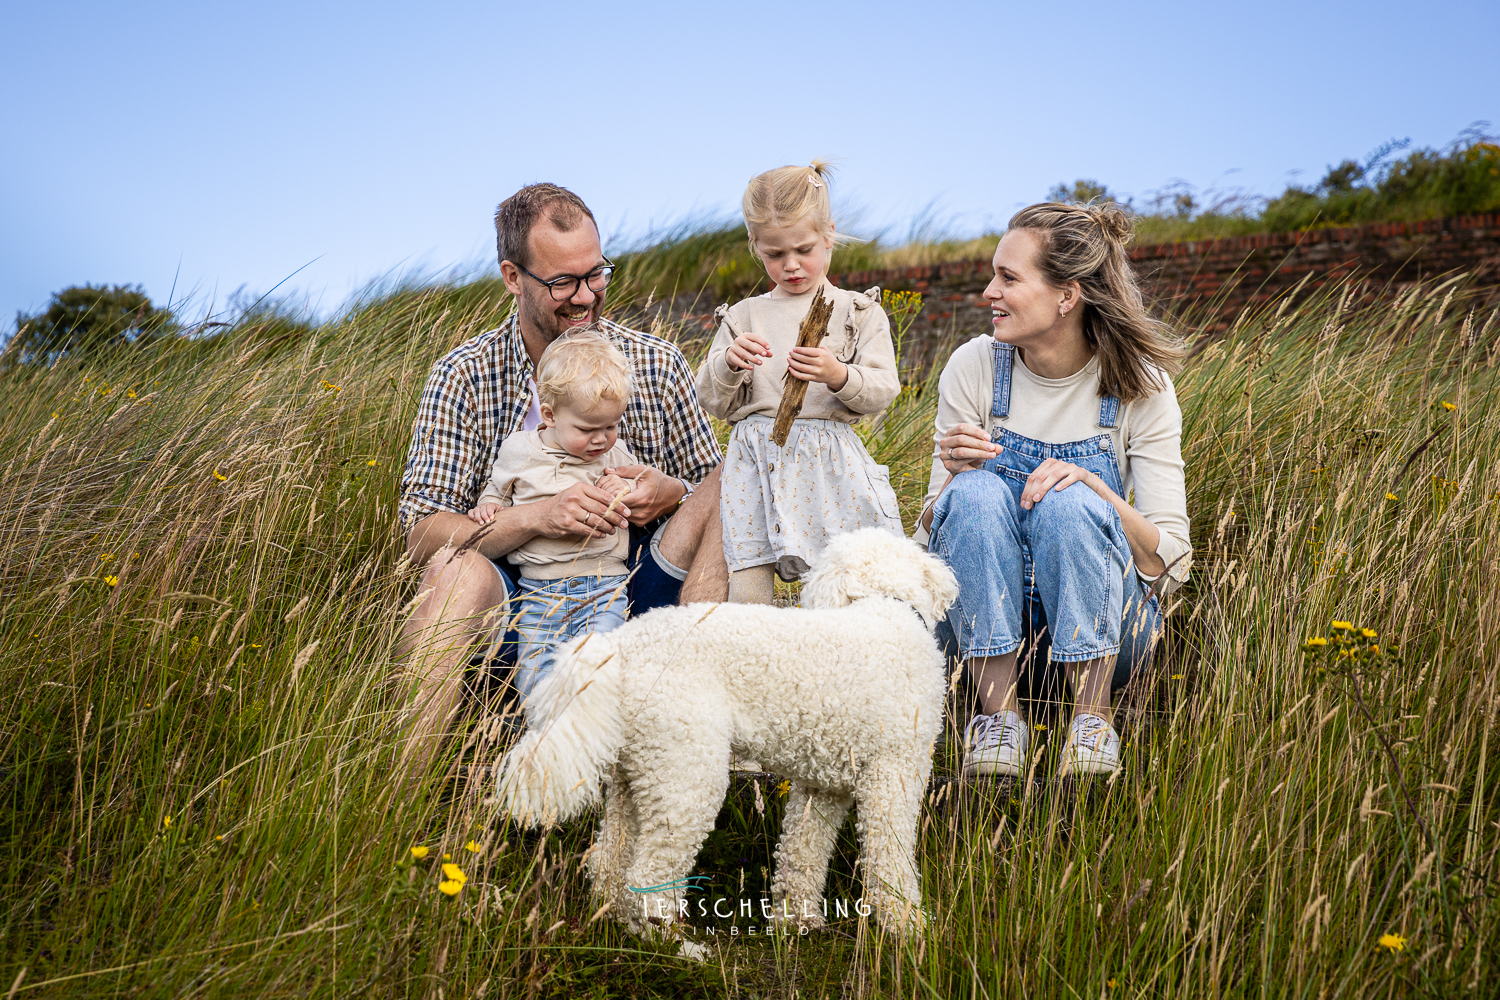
[{"x1": 1009, "y1": 202, "x2": 1184, "y2": 402}]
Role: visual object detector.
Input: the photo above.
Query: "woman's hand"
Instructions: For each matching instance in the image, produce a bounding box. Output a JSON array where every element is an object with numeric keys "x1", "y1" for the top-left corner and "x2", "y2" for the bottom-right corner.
[
  {"x1": 787, "y1": 345, "x2": 848, "y2": 390},
  {"x1": 726, "y1": 331, "x2": 772, "y2": 371},
  {"x1": 937, "y1": 422, "x2": 1001, "y2": 475},
  {"x1": 1019, "y1": 458, "x2": 1099, "y2": 510}
]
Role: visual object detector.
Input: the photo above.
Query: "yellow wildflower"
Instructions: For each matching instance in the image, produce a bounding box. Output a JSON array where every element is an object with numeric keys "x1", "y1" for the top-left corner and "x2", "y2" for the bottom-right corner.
[
  {"x1": 1306, "y1": 636, "x2": 1328, "y2": 646},
  {"x1": 443, "y1": 853, "x2": 451, "y2": 860},
  {"x1": 410, "y1": 846, "x2": 429, "y2": 859},
  {"x1": 99, "y1": 553, "x2": 114, "y2": 562},
  {"x1": 1332, "y1": 621, "x2": 1354, "y2": 631},
  {"x1": 213, "y1": 469, "x2": 227, "y2": 482},
  {"x1": 1440, "y1": 400, "x2": 1456, "y2": 411},
  {"x1": 1360, "y1": 628, "x2": 1377, "y2": 638},
  {"x1": 442, "y1": 863, "x2": 467, "y2": 883},
  {"x1": 464, "y1": 841, "x2": 482, "y2": 853},
  {"x1": 104, "y1": 575, "x2": 119, "y2": 587},
  {"x1": 163, "y1": 816, "x2": 173, "y2": 828},
  {"x1": 1171, "y1": 673, "x2": 1184, "y2": 680},
  {"x1": 1107, "y1": 980, "x2": 1117, "y2": 990},
  {"x1": 439, "y1": 880, "x2": 463, "y2": 896},
  {"x1": 320, "y1": 380, "x2": 341, "y2": 392},
  {"x1": 367, "y1": 459, "x2": 379, "y2": 467},
  {"x1": 1377, "y1": 932, "x2": 1406, "y2": 952},
  {"x1": 127, "y1": 389, "x2": 137, "y2": 399},
  {"x1": 1386, "y1": 493, "x2": 1399, "y2": 501},
  {"x1": 215, "y1": 835, "x2": 223, "y2": 841},
  {"x1": 1033, "y1": 723, "x2": 1047, "y2": 732},
  {"x1": 775, "y1": 779, "x2": 790, "y2": 798}
]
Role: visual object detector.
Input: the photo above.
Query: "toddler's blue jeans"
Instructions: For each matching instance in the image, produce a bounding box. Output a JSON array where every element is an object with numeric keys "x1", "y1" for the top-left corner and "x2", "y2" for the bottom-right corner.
[{"x1": 512, "y1": 574, "x2": 629, "y2": 700}]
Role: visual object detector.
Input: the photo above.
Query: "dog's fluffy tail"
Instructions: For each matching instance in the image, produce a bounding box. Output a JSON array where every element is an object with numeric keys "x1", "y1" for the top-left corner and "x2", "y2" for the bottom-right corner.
[{"x1": 493, "y1": 632, "x2": 624, "y2": 826}]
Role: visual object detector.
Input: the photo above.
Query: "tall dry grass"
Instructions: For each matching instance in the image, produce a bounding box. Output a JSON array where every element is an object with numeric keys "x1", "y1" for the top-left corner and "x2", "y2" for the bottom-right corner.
[{"x1": 0, "y1": 274, "x2": 1496, "y2": 997}]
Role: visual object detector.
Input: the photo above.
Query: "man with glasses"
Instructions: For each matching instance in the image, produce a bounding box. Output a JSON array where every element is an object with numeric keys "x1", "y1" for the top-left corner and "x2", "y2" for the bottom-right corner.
[{"x1": 397, "y1": 183, "x2": 725, "y2": 771}]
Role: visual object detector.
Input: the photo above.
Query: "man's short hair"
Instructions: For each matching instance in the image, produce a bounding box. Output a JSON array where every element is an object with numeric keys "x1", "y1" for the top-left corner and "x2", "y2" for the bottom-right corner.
[{"x1": 494, "y1": 184, "x2": 598, "y2": 271}]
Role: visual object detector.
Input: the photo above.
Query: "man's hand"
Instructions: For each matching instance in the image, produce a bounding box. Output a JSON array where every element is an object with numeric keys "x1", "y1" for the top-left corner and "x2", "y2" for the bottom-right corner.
[
  {"x1": 787, "y1": 345, "x2": 848, "y2": 391},
  {"x1": 604, "y1": 464, "x2": 687, "y2": 526},
  {"x1": 535, "y1": 481, "x2": 631, "y2": 539}
]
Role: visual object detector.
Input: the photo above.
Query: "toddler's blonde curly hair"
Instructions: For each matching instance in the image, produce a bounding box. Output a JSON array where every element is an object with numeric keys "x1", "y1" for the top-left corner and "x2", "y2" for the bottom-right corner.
[{"x1": 535, "y1": 327, "x2": 634, "y2": 411}]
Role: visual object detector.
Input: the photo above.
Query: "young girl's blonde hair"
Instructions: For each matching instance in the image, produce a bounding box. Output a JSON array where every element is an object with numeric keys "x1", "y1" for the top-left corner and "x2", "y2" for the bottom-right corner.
[
  {"x1": 742, "y1": 159, "x2": 851, "y2": 247},
  {"x1": 535, "y1": 327, "x2": 634, "y2": 411}
]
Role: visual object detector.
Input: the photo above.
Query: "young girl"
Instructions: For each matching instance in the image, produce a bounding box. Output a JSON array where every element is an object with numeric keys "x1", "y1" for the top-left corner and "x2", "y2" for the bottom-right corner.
[{"x1": 695, "y1": 160, "x2": 904, "y2": 603}]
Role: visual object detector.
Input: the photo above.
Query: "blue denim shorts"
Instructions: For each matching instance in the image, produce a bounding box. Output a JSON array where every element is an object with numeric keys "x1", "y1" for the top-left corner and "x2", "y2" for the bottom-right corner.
[{"x1": 470, "y1": 517, "x2": 686, "y2": 679}]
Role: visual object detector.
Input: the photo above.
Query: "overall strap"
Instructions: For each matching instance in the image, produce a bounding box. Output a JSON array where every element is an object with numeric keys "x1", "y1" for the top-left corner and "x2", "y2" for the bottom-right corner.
[
  {"x1": 991, "y1": 342, "x2": 1014, "y2": 419},
  {"x1": 1098, "y1": 394, "x2": 1121, "y2": 429}
]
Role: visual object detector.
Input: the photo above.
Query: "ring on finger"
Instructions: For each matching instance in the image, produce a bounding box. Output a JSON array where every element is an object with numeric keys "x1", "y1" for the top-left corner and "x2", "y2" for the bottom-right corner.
[{"x1": 583, "y1": 511, "x2": 592, "y2": 527}]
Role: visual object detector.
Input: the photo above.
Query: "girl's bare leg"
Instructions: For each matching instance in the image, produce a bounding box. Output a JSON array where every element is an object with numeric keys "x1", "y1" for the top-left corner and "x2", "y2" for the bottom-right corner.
[{"x1": 727, "y1": 564, "x2": 775, "y2": 605}]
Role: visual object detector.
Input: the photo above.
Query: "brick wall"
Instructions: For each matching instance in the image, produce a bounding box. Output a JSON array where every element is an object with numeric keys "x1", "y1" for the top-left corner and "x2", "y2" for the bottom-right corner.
[
  {"x1": 628, "y1": 214, "x2": 1500, "y2": 359},
  {"x1": 828, "y1": 213, "x2": 1500, "y2": 340}
]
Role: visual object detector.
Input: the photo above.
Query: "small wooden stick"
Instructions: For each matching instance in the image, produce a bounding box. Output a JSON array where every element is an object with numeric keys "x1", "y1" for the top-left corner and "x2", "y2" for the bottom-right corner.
[{"x1": 771, "y1": 285, "x2": 835, "y2": 447}]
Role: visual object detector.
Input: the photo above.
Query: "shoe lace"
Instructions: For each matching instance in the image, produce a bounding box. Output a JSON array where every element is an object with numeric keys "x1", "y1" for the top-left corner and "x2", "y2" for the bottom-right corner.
[
  {"x1": 998, "y1": 716, "x2": 1022, "y2": 750},
  {"x1": 965, "y1": 714, "x2": 994, "y2": 749},
  {"x1": 1071, "y1": 714, "x2": 1110, "y2": 750}
]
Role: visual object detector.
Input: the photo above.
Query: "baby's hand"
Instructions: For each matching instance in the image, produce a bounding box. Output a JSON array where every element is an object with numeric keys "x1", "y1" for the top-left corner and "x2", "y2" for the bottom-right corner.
[
  {"x1": 468, "y1": 502, "x2": 503, "y2": 524},
  {"x1": 596, "y1": 473, "x2": 634, "y2": 503},
  {"x1": 726, "y1": 330, "x2": 772, "y2": 371}
]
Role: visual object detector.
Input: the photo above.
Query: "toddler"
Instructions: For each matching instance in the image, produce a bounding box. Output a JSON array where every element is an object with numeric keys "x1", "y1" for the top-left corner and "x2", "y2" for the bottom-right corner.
[
  {"x1": 695, "y1": 160, "x2": 904, "y2": 603},
  {"x1": 469, "y1": 328, "x2": 636, "y2": 697}
]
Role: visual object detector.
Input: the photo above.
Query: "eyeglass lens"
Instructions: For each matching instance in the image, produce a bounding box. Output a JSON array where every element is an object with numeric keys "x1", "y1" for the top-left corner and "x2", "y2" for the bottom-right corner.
[{"x1": 548, "y1": 268, "x2": 613, "y2": 300}]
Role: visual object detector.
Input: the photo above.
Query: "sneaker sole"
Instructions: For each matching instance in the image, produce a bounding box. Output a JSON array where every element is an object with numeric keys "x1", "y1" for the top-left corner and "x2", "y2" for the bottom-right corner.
[
  {"x1": 1057, "y1": 755, "x2": 1119, "y2": 778},
  {"x1": 963, "y1": 757, "x2": 1023, "y2": 778}
]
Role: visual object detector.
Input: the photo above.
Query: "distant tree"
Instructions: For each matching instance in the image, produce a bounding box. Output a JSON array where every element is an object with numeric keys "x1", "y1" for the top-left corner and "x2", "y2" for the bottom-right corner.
[
  {"x1": 8, "y1": 284, "x2": 175, "y2": 365},
  {"x1": 1047, "y1": 179, "x2": 1116, "y2": 205},
  {"x1": 1317, "y1": 159, "x2": 1366, "y2": 194}
]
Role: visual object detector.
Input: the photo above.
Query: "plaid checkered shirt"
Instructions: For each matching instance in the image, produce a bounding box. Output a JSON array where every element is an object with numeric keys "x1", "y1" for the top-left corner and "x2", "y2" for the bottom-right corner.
[{"x1": 398, "y1": 313, "x2": 723, "y2": 533}]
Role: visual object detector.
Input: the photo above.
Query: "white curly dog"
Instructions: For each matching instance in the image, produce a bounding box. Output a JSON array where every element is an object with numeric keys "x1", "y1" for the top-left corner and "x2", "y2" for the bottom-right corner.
[{"x1": 492, "y1": 527, "x2": 958, "y2": 942}]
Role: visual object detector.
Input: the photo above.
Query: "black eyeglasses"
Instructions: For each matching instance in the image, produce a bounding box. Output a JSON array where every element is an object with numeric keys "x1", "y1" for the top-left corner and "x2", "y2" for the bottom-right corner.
[{"x1": 516, "y1": 257, "x2": 615, "y2": 301}]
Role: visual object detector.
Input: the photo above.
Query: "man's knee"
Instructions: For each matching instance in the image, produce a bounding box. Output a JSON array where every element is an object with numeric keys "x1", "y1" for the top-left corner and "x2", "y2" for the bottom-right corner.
[
  {"x1": 416, "y1": 546, "x2": 509, "y2": 614},
  {"x1": 658, "y1": 464, "x2": 722, "y2": 563}
]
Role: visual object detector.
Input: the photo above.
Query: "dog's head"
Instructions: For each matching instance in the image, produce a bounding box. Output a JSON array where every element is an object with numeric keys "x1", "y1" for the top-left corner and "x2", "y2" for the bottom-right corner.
[{"x1": 799, "y1": 528, "x2": 959, "y2": 628}]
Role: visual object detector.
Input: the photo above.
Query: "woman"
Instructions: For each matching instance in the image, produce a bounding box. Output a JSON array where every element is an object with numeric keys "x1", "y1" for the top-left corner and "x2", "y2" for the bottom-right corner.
[{"x1": 915, "y1": 202, "x2": 1191, "y2": 778}]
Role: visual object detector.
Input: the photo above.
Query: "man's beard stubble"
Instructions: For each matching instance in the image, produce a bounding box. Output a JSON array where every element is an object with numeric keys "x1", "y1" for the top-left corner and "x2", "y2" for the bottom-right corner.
[{"x1": 522, "y1": 289, "x2": 603, "y2": 344}]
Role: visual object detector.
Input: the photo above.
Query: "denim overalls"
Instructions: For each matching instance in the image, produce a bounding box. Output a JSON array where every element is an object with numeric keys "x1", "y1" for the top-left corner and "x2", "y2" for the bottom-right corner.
[{"x1": 929, "y1": 343, "x2": 1161, "y2": 696}]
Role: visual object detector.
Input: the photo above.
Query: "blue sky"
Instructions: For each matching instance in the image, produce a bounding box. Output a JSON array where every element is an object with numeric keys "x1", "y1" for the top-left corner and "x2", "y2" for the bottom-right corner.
[{"x1": 3, "y1": 0, "x2": 1496, "y2": 325}]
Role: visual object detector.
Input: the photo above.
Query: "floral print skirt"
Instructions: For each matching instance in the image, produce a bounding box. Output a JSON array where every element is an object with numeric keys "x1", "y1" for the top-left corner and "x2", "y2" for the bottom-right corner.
[{"x1": 721, "y1": 414, "x2": 904, "y2": 576}]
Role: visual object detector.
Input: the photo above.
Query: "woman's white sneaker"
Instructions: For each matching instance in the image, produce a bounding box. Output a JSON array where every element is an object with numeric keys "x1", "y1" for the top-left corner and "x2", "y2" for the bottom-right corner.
[
  {"x1": 963, "y1": 711, "x2": 1028, "y2": 777},
  {"x1": 1057, "y1": 713, "x2": 1121, "y2": 777}
]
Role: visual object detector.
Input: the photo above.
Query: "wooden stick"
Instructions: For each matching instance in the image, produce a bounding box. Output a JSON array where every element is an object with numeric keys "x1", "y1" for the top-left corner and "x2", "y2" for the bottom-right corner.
[{"x1": 770, "y1": 286, "x2": 835, "y2": 447}]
